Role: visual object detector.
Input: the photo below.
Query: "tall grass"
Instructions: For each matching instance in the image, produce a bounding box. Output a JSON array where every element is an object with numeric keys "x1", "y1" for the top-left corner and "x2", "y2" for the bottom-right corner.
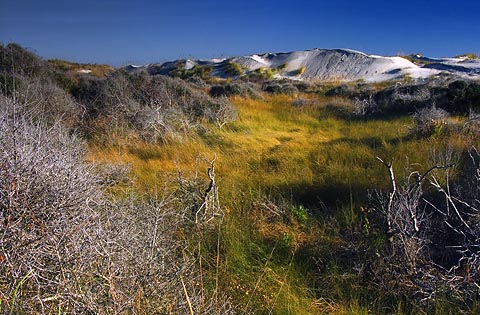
[{"x1": 89, "y1": 93, "x2": 479, "y2": 314}]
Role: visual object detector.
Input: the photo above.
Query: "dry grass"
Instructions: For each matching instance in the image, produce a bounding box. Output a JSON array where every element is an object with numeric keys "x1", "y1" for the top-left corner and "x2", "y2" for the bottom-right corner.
[{"x1": 87, "y1": 92, "x2": 480, "y2": 314}]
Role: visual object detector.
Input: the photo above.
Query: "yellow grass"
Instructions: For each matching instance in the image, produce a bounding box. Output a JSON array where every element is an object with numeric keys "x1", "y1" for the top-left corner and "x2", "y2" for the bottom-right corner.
[{"x1": 87, "y1": 92, "x2": 479, "y2": 314}]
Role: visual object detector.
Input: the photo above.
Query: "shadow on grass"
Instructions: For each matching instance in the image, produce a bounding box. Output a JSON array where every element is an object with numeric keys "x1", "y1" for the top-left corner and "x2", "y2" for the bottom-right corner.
[
  {"x1": 324, "y1": 134, "x2": 407, "y2": 149},
  {"x1": 265, "y1": 181, "x2": 372, "y2": 215}
]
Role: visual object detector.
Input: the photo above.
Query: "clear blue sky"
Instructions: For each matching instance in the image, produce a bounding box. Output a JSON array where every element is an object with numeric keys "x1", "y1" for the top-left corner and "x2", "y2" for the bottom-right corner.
[{"x1": 1, "y1": 0, "x2": 479, "y2": 66}]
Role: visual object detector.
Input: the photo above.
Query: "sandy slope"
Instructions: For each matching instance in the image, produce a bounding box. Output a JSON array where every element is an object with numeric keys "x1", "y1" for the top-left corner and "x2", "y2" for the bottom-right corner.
[
  {"x1": 231, "y1": 49, "x2": 439, "y2": 82},
  {"x1": 126, "y1": 48, "x2": 480, "y2": 82}
]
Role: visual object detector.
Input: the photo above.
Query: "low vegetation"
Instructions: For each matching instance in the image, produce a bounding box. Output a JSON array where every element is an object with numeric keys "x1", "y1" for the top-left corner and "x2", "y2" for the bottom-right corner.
[
  {"x1": 249, "y1": 67, "x2": 275, "y2": 81},
  {"x1": 169, "y1": 62, "x2": 213, "y2": 81},
  {"x1": 454, "y1": 53, "x2": 479, "y2": 59},
  {"x1": 48, "y1": 58, "x2": 114, "y2": 77},
  {"x1": 2, "y1": 44, "x2": 480, "y2": 314},
  {"x1": 224, "y1": 60, "x2": 244, "y2": 76},
  {"x1": 292, "y1": 66, "x2": 306, "y2": 76}
]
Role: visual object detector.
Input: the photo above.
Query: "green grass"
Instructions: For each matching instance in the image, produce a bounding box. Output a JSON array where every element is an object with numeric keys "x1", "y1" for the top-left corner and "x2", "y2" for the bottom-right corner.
[
  {"x1": 9, "y1": 269, "x2": 33, "y2": 314},
  {"x1": 89, "y1": 93, "x2": 479, "y2": 314}
]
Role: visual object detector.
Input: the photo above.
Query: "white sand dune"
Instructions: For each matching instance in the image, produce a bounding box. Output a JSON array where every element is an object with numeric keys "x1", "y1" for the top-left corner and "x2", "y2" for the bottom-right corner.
[
  {"x1": 125, "y1": 48, "x2": 480, "y2": 82},
  {"x1": 229, "y1": 48, "x2": 447, "y2": 82}
]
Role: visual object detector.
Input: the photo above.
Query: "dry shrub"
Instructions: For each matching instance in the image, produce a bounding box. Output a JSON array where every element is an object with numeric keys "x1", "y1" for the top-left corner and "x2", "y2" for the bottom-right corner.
[
  {"x1": 369, "y1": 150, "x2": 480, "y2": 304},
  {"x1": 0, "y1": 97, "x2": 234, "y2": 314},
  {"x1": 14, "y1": 77, "x2": 82, "y2": 126},
  {"x1": 411, "y1": 105, "x2": 450, "y2": 137},
  {"x1": 0, "y1": 101, "x2": 103, "y2": 313},
  {"x1": 98, "y1": 73, "x2": 237, "y2": 142}
]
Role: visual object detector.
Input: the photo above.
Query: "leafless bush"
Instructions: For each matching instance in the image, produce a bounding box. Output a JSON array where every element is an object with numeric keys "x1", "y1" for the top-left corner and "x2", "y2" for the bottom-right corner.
[
  {"x1": 369, "y1": 158, "x2": 433, "y2": 298},
  {"x1": 392, "y1": 85, "x2": 431, "y2": 103},
  {"x1": 352, "y1": 94, "x2": 376, "y2": 116},
  {"x1": 94, "y1": 162, "x2": 132, "y2": 186},
  {"x1": 411, "y1": 105, "x2": 450, "y2": 137},
  {"x1": 0, "y1": 96, "x2": 234, "y2": 313},
  {"x1": 176, "y1": 155, "x2": 224, "y2": 225},
  {"x1": 0, "y1": 100, "x2": 103, "y2": 313},
  {"x1": 27, "y1": 79, "x2": 80, "y2": 125},
  {"x1": 204, "y1": 96, "x2": 237, "y2": 129},
  {"x1": 88, "y1": 192, "x2": 232, "y2": 314},
  {"x1": 98, "y1": 73, "x2": 237, "y2": 142},
  {"x1": 1, "y1": 76, "x2": 81, "y2": 127},
  {"x1": 462, "y1": 109, "x2": 480, "y2": 136},
  {"x1": 369, "y1": 149, "x2": 480, "y2": 304}
]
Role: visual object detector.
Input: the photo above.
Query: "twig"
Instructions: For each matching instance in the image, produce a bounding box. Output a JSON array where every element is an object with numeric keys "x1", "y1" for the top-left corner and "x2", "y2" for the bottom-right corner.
[{"x1": 180, "y1": 275, "x2": 194, "y2": 315}]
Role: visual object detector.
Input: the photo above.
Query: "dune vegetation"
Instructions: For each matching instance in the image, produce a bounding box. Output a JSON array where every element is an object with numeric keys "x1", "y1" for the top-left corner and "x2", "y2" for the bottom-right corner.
[{"x1": 1, "y1": 43, "x2": 480, "y2": 314}]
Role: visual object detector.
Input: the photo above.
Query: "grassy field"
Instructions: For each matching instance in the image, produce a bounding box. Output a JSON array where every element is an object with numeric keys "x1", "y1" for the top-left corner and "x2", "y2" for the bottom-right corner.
[{"x1": 88, "y1": 93, "x2": 478, "y2": 314}]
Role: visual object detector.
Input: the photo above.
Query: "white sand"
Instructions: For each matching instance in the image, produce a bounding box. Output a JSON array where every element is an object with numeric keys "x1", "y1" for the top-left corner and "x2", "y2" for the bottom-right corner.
[{"x1": 125, "y1": 49, "x2": 480, "y2": 82}]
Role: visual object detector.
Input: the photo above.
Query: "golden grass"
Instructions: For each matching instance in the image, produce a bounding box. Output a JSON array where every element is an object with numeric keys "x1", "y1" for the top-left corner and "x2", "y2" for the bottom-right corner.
[
  {"x1": 48, "y1": 59, "x2": 114, "y2": 77},
  {"x1": 87, "y1": 92, "x2": 479, "y2": 314}
]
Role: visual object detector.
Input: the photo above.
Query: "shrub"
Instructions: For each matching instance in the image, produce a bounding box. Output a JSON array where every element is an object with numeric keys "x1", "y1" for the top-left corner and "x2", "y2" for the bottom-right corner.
[
  {"x1": 0, "y1": 97, "x2": 234, "y2": 314},
  {"x1": 263, "y1": 82, "x2": 298, "y2": 95},
  {"x1": 369, "y1": 149, "x2": 480, "y2": 304},
  {"x1": 325, "y1": 84, "x2": 354, "y2": 97},
  {"x1": 372, "y1": 84, "x2": 432, "y2": 114},
  {"x1": 291, "y1": 66, "x2": 306, "y2": 76},
  {"x1": 0, "y1": 44, "x2": 81, "y2": 126},
  {"x1": 166, "y1": 61, "x2": 214, "y2": 80},
  {"x1": 351, "y1": 94, "x2": 377, "y2": 116},
  {"x1": 0, "y1": 43, "x2": 50, "y2": 77},
  {"x1": 184, "y1": 64, "x2": 213, "y2": 80},
  {"x1": 210, "y1": 82, "x2": 261, "y2": 99},
  {"x1": 91, "y1": 72, "x2": 237, "y2": 141},
  {"x1": 454, "y1": 53, "x2": 479, "y2": 59},
  {"x1": 276, "y1": 63, "x2": 288, "y2": 71},
  {"x1": 292, "y1": 97, "x2": 308, "y2": 107},
  {"x1": 293, "y1": 81, "x2": 310, "y2": 92},
  {"x1": 411, "y1": 105, "x2": 449, "y2": 137},
  {"x1": 15, "y1": 78, "x2": 81, "y2": 126},
  {"x1": 224, "y1": 60, "x2": 244, "y2": 76},
  {"x1": 0, "y1": 73, "x2": 23, "y2": 96},
  {"x1": 248, "y1": 67, "x2": 275, "y2": 81},
  {"x1": 0, "y1": 103, "x2": 103, "y2": 313}
]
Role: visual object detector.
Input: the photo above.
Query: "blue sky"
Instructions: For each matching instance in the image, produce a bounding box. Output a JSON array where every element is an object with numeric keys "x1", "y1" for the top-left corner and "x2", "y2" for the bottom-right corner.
[{"x1": 1, "y1": 0, "x2": 479, "y2": 66}]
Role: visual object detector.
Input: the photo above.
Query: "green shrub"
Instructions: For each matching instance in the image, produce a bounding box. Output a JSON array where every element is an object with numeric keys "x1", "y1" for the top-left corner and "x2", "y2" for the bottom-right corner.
[
  {"x1": 0, "y1": 43, "x2": 50, "y2": 77},
  {"x1": 224, "y1": 60, "x2": 244, "y2": 76},
  {"x1": 291, "y1": 204, "x2": 308, "y2": 224},
  {"x1": 248, "y1": 67, "x2": 275, "y2": 81},
  {"x1": 0, "y1": 73, "x2": 23, "y2": 96},
  {"x1": 185, "y1": 64, "x2": 213, "y2": 80},
  {"x1": 454, "y1": 52, "x2": 479, "y2": 59},
  {"x1": 263, "y1": 82, "x2": 298, "y2": 95},
  {"x1": 168, "y1": 62, "x2": 213, "y2": 80},
  {"x1": 276, "y1": 63, "x2": 288, "y2": 71},
  {"x1": 291, "y1": 66, "x2": 306, "y2": 76}
]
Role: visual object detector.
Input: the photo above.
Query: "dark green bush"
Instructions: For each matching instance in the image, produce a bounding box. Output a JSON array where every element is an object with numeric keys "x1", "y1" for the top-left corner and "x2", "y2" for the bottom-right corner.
[
  {"x1": 0, "y1": 43, "x2": 50, "y2": 77},
  {"x1": 224, "y1": 60, "x2": 244, "y2": 76},
  {"x1": 263, "y1": 82, "x2": 298, "y2": 95},
  {"x1": 210, "y1": 82, "x2": 261, "y2": 98},
  {"x1": 0, "y1": 73, "x2": 23, "y2": 96}
]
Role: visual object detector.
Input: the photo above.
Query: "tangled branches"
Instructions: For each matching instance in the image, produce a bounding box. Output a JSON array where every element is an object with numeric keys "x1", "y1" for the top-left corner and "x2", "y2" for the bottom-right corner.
[
  {"x1": 370, "y1": 149, "x2": 480, "y2": 304},
  {"x1": 0, "y1": 96, "x2": 233, "y2": 313}
]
